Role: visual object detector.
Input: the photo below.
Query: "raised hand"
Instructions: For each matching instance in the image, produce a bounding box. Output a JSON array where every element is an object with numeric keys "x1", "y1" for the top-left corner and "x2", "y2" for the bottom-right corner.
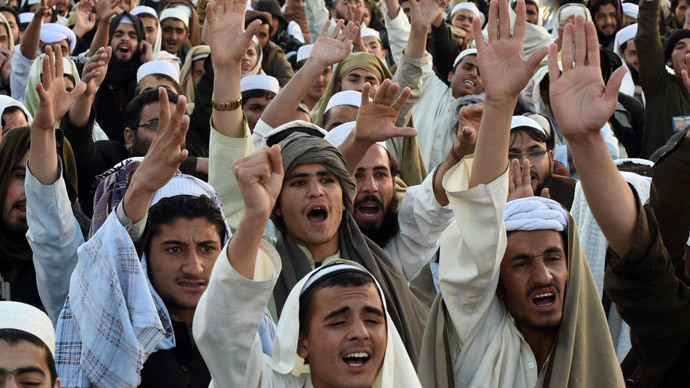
[
  {"x1": 548, "y1": 15, "x2": 625, "y2": 138},
  {"x1": 206, "y1": 0, "x2": 261, "y2": 69},
  {"x1": 233, "y1": 146, "x2": 284, "y2": 219},
  {"x1": 309, "y1": 19, "x2": 358, "y2": 68},
  {"x1": 94, "y1": 0, "x2": 118, "y2": 22},
  {"x1": 354, "y1": 79, "x2": 416, "y2": 144},
  {"x1": 474, "y1": 0, "x2": 547, "y2": 103},
  {"x1": 681, "y1": 53, "x2": 690, "y2": 93},
  {"x1": 123, "y1": 88, "x2": 189, "y2": 222},
  {"x1": 408, "y1": 0, "x2": 446, "y2": 30},
  {"x1": 139, "y1": 40, "x2": 153, "y2": 63},
  {"x1": 81, "y1": 46, "x2": 111, "y2": 95},
  {"x1": 73, "y1": 0, "x2": 96, "y2": 37},
  {"x1": 34, "y1": 45, "x2": 88, "y2": 130}
]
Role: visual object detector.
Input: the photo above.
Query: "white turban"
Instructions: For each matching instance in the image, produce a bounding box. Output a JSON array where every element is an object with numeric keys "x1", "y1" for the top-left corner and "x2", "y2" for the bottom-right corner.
[
  {"x1": 39, "y1": 23, "x2": 76, "y2": 54},
  {"x1": 451, "y1": 2, "x2": 481, "y2": 19},
  {"x1": 452, "y1": 48, "x2": 477, "y2": 69},
  {"x1": 325, "y1": 121, "x2": 387, "y2": 150},
  {"x1": 504, "y1": 196, "x2": 569, "y2": 232},
  {"x1": 622, "y1": 3, "x2": 638, "y2": 20},
  {"x1": 160, "y1": 8, "x2": 189, "y2": 28},
  {"x1": 325, "y1": 90, "x2": 362, "y2": 113},
  {"x1": 240, "y1": 74, "x2": 280, "y2": 94},
  {"x1": 0, "y1": 301, "x2": 55, "y2": 356}
]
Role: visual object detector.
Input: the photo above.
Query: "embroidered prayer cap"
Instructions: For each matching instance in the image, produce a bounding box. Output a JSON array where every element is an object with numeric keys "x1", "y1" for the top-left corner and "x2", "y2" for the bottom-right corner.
[
  {"x1": 136, "y1": 60, "x2": 181, "y2": 84},
  {"x1": 325, "y1": 90, "x2": 362, "y2": 113},
  {"x1": 0, "y1": 301, "x2": 55, "y2": 356},
  {"x1": 450, "y1": 2, "x2": 481, "y2": 19},
  {"x1": 452, "y1": 48, "x2": 477, "y2": 70},
  {"x1": 39, "y1": 23, "x2": 76, "y2": 54},
  {"x1": 131, "y1": 5, "x2": 159, "y2": 20},
  {"x1": 621, "y1": 2, "x2": 638, "y2": 19},
  {"x1": 324, "y1": 121, "x2": 387, "y2": 150},
  {"x1": 160, "y1": 8, "x2": 189, "y2": 29},
  {"x1": 240, "y1": 74, "x2": 280, "y2": 94},
  {"x1": 265, "y1": 259, "x2": 423, "y2": 387},
  {"x1": 510, "y1": 115, "x2": 547, "y2": 135},
  {"x1": 262, "y1": 120, "x2": 328, "y2": 147},
  {"x1": 505, "y1": 196, "x2": 569, "y2": 232},
  {"x1": 296, "y1": 44, "x2": 313, "y2": 63}
]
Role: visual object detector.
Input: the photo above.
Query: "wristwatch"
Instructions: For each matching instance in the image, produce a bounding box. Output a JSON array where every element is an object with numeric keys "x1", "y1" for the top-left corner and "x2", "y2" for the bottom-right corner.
[{"x1": 212, "y1": 95, "x2": 242, "y2": 111}]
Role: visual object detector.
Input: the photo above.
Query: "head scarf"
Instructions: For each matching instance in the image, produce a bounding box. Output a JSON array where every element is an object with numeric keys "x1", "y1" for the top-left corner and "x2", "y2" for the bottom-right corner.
[
  {"x1": 0, "y1": 96, "x2": 32, "y2": 126},
  {"x1": 310, "y1": 52, "x2": 392, "y2": 126},
  {"x1": 242, "y1": 36, "x2": 264, "y2": 77},
  {"x1": 419, "y1": 187, "x2": 625, "y2": 387},
  {"x1": 179, "y1": 45, "x2": 210, "y2": 107},
  {"x1": 269, "y1": 132, "x2": 424, "y2": 365},
  {"x1": 89, "y1": 159, "x2": 139, "y2": 237},
  {"x1": 266, "y1": 259, "x2": 422, "y2": 388},
  {"x1": 0, "y1": 126, "x2": 31, "y2": 266},
  {"x1": 25, "y1": 55, "x2": 81, "y2": 118},
  {"x1": 104, "y1": 11, "x2": 144, "y2": 85},
  {"x1": 0, "y1": 13, "x2": 14, "y2": 54}
]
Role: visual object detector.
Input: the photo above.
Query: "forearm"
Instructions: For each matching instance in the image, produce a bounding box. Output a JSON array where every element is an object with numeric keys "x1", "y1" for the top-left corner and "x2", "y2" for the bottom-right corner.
[
  {"x1": 470, "y1": 100, "x2": 513, "y2": 188},
  {"x1": 27, "y1": 124, "x2": 59, "y2": 185},
  {"x1": 568, "y1": 133, "x2": 637, "y2": 256},
  {"x1": 383, "y1": 0, "x2": 400, "y2": 19},
  {"x1": 122, "y1": 178, "x2": 155, "y2": 223},
  {"x1": 262, "y1": 60, "x2": 324, "y2": 128},
  {"x1": 88, "y1": 19, "x2": 111, "y2": 57},
  {"x1": 210, "y1": 61, "x2": 243, "y2": 137},
  {"x1": 20, "y1": 13, "x2": 43, "y2": 59},
  {"x1": 69, "y1": 93, "x2": 95, "y2": 127},
  {"x1": 227, "y1": 210, "x2": 269, "y2": 280},
  {"x1": 433, "y1": 154, "x2": 462, "y2": 206},
  {"x1": 406, "y1": 23, "x2": 429, "y2": 59},
  {"x1": 339, "y1": 135, "x2": 373, "y2": 175}
]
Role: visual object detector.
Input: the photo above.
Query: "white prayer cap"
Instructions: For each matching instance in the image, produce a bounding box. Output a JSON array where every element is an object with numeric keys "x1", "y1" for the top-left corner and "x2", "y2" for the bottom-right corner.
[
  {"x1": 262, "y1": 120, "x2": 328, "y2": 147},
  {"x1": 27, "y1": 0, "x2": 40, "y2": 5},
  {"x1": 19, "y1": 12, "x2": 34, "y2": 24},
  {"x1": 174, "y1": 4, "x2": 193, "y2": 19},
  {"x1": 325, "y1": 90, "x2": 361, "y2": 113},
  {"x1": 504, "y1": 196, "x2": 569, "y2": 232},
  {"x1": 0, "y1": 95, "x2": 33, "y2": 124},
  {"x1": 240, "y1": 74, "x2": 280, "y2": 93},
  {"x1": 0, "y1": 301, "x2": 55, "y2": 356},
  {"x1": 524, "y1": 113, "x2": 552, "y2": 137},
  {"x1": 191, "y1": 52, "x2": 209, "y2": 62},
  {"x1": 325, "y1": 121, "x2": 387, "y2": 150},
  {"x1": 616, "y1": 24, "x2": 637, "y2": 47},
  {"x1": 40, "y1": 23, "x2": 77, "y2": 54},
  {"x1": 614, "y1": 158, "x2": 654, "y2": 167},
  {"x1": 160, "y1": 8, "x2": 189, "y2": 28},
  {"x1": 622, "y1": 3, "x2": 638, "y2": 20},
  {"x1": 131, "y1": 5, "x2": 159, "y2": 19},
  {"x1": 511, "y1": 115, "x2": 547, "y2": 135},
  {"x1": 301, "y1": 262, "x2": 371, "y2": 295},
  {"x1": 360, "y1": 27, "x2": 381, "y2": 41},
  {"x1": 296, "y1": 44, "x2": 313, "y2": 62},
  {"x1": 136, "y1": 60, "x2": 181, "y2": 84},
  {"x1": 451, "y1": 2, "x2": 481, "y2": 19},
  {"x1": 452, "y1": 48, "x2": 477, "y2": 69},
  {"x1": 120, "y1": 14, "x2": 135, "y2": 25}
]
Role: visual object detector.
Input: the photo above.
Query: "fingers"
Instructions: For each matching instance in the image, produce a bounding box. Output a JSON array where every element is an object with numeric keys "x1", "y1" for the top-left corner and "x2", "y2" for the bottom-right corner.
[
  {"x1": 527, "y1": 46, "x2": 549, "y2": 75},
  {"x1": 268, "y1": 144, "x2": 283, "y2": 178},
  {"x1": 561, "y1": 23, "x2": 574, "y2": 71},
  {"x1": 158, "y1": 87, "x2": 171, "y2": 131},
  {"x1": 520, "y1": 158, "x2": 531, "y2": 187},
  {"x1": 320, "y1": 20, "x2": 331, "y2": 38},
  {"x1": 584, "y1": 20, "x2": 600, "y2": 68},
  {"x1": 69, "y1": 81, "x2": 88, "y2": 101},
  {"x1": 41, "y1": 45, "x2": 54, "y2": 90},
  {"x1": 245, "y1": 19, "x2": 262, "y2": 40},
  {"x1": 389, "y1": 126, "x2": 417, "y2": 138},
  {"x1": 540, "y1": 187, "x2": 550, "y2": 199},
  {"x1": 473, "y1": 15, "x2": 486, "y2": 51},
  {"x1": 330, "y1": 19, "x2": 345, "y2": 38},
  {"x1": 54, "y1": 43, "x2": 64, "y2": 78},
  {"x1": 498, "y1": 0, "x2": 511, "y2": 40},
  {"x1": 206, "y1": 1, "x2": 216, "y2": 25},
  {"x1": 486, "y1": 0, "x2": 498, "y2": 43},
  {"x1": 683, "y1": 69, "x2": 690, "y2": 93},
  {"x1": 168, "y1": 95, "x2": 189, "y2": 145},
  {"x1": 373, "y1": 79, "x2": 391, "y2": 104},
  {"x1": 341, "y1": 19, "x2": 359, "y2": 42},
  {"x1": 513, "y1": 0, "x2": 526, "y2": 44},
  {"x1": 547, "y1": 43, "x2": 560, "y2": 84},
  {"x1": 508, "y1": 158, "x2": 519, "y2": 192},
  {"x1": 360, "y1": 82, "x2": 371, "y2": 106},
  {"x1": 391, "y1": 87, "x2": 411, "y2": 113},
  {"x1": 573, "y1": 15, "x2": 586, "y2": 66}
]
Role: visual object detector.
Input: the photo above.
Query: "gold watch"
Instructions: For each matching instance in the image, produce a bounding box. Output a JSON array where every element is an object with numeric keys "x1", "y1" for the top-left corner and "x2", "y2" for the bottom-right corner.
[{"x1": 212, "y1": 95, "x2": 242, "y2": 111}]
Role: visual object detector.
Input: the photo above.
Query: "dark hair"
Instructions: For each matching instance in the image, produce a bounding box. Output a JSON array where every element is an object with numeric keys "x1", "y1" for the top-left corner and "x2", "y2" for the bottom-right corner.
[
  {"x1": 136, "y1": 74, "x2": 182, "y2": 95},
  {"x1": 0, "y1": 329, "x2": 57, "y2": 385},
  {"x1": 589, "y1": 0, "x2": 619, "y2": 14},
  {"x1": 241, "y1": 89, "x2": 277, "y2": 107},
  {"x1": 298, "y1": 270, "x2": 376, "y2": 337},
  {"x1": 123, "y1": 88, "x2": 179, "y2": 131},
  {"x1": 145, "y1": 195, "x2": 227, "y2": 260},
  {"x1": 246, "y1": 14, "x2": 272, "y2": 35},
  {"x1": 452, "y1": 53, "x2": 477, "y2": 73},
  {"x1": 0, "y1": 6, "x2": 20, "y2": 26},
  {"x1": 512, "y1": 0, "x2": 537, "y2": 9},
  {"x1": 510, "y1": 125, "x2": 553, "y2": 151},
  {"x1": 1, "y1": 105, "x2": 26, "y2": 129}
]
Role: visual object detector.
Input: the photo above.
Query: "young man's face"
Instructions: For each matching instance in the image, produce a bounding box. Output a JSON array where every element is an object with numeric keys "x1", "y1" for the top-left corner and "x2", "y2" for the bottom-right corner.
[
  {"x1": 161, "y1": 18, "x2": 187, "y2": 54},
  {"x1": 241, "y1": 44, "x2": 259, "y2": 74},
  {"x1": 449, "y1": 55, "x2": 484, "y2": 98},
  {"x1": 498, "y1": 229, "x2": 567, "y2": 332},
  {"x1": 191, "y1": 59, "x2": 205, "y2": 86},
  {"x1": 622, "y1": 14, "x2": 636, "y2": 27},
  {"x1": 2, "y1": 152, "x2": 28, "y2": 236},
  {"x1": 275, "y1": 163, "x2": 344, "y2": 254},
  {"x1": 508, "y1": 131, "x2": 553, "y2": 194},
  {"x1": 2, "y1": 109, "x2": 29, "y2": 131},
  {"x1": 298, "y1": 283, "x2": 387, "y2": 388},
  {"x1": 307, "y1": 66, "x2": 332, "y2": 102},
  {"x1": 622, "y1": 40, "x2": 639, "y2": 72},
  {"x1": 674, "y1": 0, "x2": 689, "y2": 26},
  {"x1": 242, "y1": 94, "x2": 273, "y2": 130},
  {"x1": 526, "y1": 3, "x2": 539, "y2": 24},
  {"x1": 39, "y1": 40, "x2": 69, "y2": 56},
  {"x1": 137, "y1": 75, "x2": 179, "y2": 95},
  {"x1": 55, "y1": 0, "x2": 70, "y2": 16},
  {"x1": 124, "y1": 100, "x2": 178, "y2": 156},
  {"x1": 0, "y1": 24, "x2": 9, "y2": 50},
  {"x1": 670, "y1": 37, "x2": 690, "y2": 76},
  {"x1": 2, "y1": 12, "x2": 19, "y2": 44},
  {"x1": 323, "y1": 105, "x2": 358, "y2": 131},
  {"x1": 0, "y1": 340, "x2": 58, "y2": 388},
  {"x1": 110, "y1": 22, "x2": 139, "y2": 60},
  {"x1": 254, "y1": 23, "x2": 270, "y2": 49},
  {"x1": 140, "y1": 15, "x2": 158, "y2": 47},
  {"x1": 353, "y1": 145, "x2": 394, "y2": 233},
  {"x1": 336, "y1": 68, "x2": 381, "y2": 97},
  {"x1": 594, "y1": 3, "x2": 618, "y2": 38},
  {"x1": 148, "y1": 217, "x2": 222, "y2": 325},
  {"x1": 362, "y1": 36, "x2": 387, "y2": 60},
  {"x1": 451, "y1": 9, "x2": 475, "y2": 39},
  {"x1": 332, "y1": 0, "x2": 364, "y2": 20}
]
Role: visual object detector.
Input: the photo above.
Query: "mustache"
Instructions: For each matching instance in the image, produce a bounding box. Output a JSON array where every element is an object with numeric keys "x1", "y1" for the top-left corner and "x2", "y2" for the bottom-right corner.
[
  {"x1": 527, "y1": 283, "x2": 559, "y2": 299},
  {"x1": 354, "y1": 195, "x2": 383, "y2": 208}
]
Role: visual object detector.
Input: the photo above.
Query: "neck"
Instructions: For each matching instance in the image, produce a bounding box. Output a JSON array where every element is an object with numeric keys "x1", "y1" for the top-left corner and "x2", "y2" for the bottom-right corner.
[
  {"x1": 303, "y1": 94, "x2": 319, "y2": 110},
  {"x1": 518, "y1": 324, "x2": 558, "y2": 374},
  {"x1": 304, "y1": 234, "x2": 339, "y2": 263},
  {"x1": 169, "y1": 307, "x2": 195, "y2": 327}
]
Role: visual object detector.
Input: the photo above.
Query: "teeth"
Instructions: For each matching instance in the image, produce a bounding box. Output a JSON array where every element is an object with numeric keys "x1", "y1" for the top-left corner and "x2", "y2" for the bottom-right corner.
[
  {"x1": 345, "y1": 352, "x2": 369, "y2": 358},
  {"x1": 464, "y1": 80, "x2": 475, "y2": 86},
  {"x1": 534, "y1": 293, "x2": 553, "y2": 298}
]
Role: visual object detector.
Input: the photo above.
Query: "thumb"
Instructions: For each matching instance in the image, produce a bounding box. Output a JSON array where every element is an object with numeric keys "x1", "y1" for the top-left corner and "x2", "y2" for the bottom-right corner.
[
  {"x1": 540, "y1": 187, "x2": 550, "y2": 199},
  {"x1": 526, "y1": 46, "x2": 549, "y2": 78},
  {"x1": 387, "y1": 126, "x2": 417, "y2": 139},
  {"x1": 268, "y1": 144, "x2": 283, "y2": 177},
  {"x1": 604, "y1": 66, "x2": 627, "y2": 102},
  {"x1": 245, "y1": 19, "x2": 262, "y2": 41}
]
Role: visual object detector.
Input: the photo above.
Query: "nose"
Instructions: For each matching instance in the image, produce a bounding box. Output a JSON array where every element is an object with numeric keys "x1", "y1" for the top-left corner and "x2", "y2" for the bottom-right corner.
[
  {"x1": 532, "y1": 259, "x2": 555, "y2": 285},
  {"x1": 307, "y1": 179, "x2": 325, "y2": 198},
  {"x1": 181, "y1": 251, "x2": 204, "y2": 276},
  {"x1": 360, "y1": 173, "x2": 378, "y2": 194},
  {"x1": 347, "y1": 317, "x2": 371, "y2": 341}
]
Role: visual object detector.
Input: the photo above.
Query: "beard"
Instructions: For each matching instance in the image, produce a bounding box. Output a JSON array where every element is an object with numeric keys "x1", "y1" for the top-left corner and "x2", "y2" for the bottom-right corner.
[
  {"x1": 534, "y1": 169, "x2": 553, "y2": 197},
  {"x1": 130, "y1": 133, "x2": 152, "y2": 157},
  {"x1": 357, "y1": 196, "x2": 400, "y2": 248},
  {"x1": 3, "y1": 215, "x2": 27, "y2": 238}
]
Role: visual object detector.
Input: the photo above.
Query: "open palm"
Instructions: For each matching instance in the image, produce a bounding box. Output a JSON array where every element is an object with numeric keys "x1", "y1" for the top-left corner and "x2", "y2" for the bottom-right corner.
[
  {"x1": 355, "y1": 80, "x2": 416, "y2": 143},
  {"x1": 206, "y1": 0, "x2": 260, "y2": 67},
  {"x1": 309, "y1": 20, "x2": 358, "y2": 68}
]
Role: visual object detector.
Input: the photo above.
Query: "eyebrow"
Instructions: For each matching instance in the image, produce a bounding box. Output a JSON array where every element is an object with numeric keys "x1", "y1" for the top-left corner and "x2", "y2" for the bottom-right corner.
[
  {"x1": 12, "y1": 166, "x2": 26, "y2": 172},
  {"x1": 0, "y1": 366, "x2": 46, "y2": 376},
  {"x1": 286, "y1": 170, "x2": 333, "y2": 181},
  {"x1": 324, "y1": 306, "x2": 350, "y2": 321},
  {"x1": 509, "y1": 246, "x2": 565, "y2": 261}
]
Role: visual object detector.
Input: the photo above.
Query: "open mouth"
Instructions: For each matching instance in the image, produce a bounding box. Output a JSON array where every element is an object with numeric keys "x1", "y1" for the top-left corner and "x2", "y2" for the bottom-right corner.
[
  {"x1": 342, "y1": 351, "x2": 371, "y2": 367},
  {"x1": 306, "y1": 205, "x2": 329, "y2": 224},
  {"x1": 532, "y1": 292, "x2": 555, "y2": 307},
  {"x1": 463, "y1": 79, "x2": 475, "y2": 87},
  {"x1": 177, "y1": 280, "x2": 206, "y2": 290},
  {"x1": 357, "y1": 202, "x2": 381, "y2": 218},
  {"x1": 14, "y1": 201, "x2": 26, "y2": 218},
  {"x1": 117, "y1": 44, "x2": 131, "y2": 54}
]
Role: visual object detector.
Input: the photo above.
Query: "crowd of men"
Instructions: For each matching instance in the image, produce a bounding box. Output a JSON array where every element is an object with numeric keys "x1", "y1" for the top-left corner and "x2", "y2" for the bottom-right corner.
[{"x1": 0, "y1": 0, "x2": 689, "y2": 386}]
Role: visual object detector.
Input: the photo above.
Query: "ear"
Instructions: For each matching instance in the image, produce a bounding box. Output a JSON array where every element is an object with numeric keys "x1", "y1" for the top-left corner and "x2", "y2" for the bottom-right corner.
[
  {"x1": 496, "y1": 283, "x2": 505, "y2": 300},
  {"x1": 274, "y1": 202, "x2": 282, "y2": 217},
  {"x1": 548, "y1": 149, "x2": 554, "y2": 168},
  {"x1": 297, "y1": 333, "x2": 309, "y2": 359},
  {"x1": 334, "y1": 81, "x2": 341, "y2": 93},
  {"x1": 447, "y1": 71, "x2": 454, "y2": 83},
  {"x1": 123, "y1": 127, "x2": 135, "y2": 150}
]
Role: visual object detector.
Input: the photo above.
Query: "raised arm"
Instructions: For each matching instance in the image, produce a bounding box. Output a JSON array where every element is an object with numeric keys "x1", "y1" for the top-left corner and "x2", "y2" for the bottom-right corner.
[
  {"x1": 87, "y1": 0, "x2": 118, "y2": 57},
  {"x1": 68, "y1": 47, "x2": 111, "y2": 127},
  {"x1": 405, "y1": 0, "x2": 445, "y2": 59},
  {"x1": 260, "y1": 20, "x2": 357, "y2": 128},
  {"x1": 470, "y1": 0, "x2": 547, "y2": 188},
  {"x1": 20, "y1": 1, "x2": 51, "y2": 60},
  {"x1": 207, "y1": 0, "x2": 261, "y2": 138},
  {"x1": 548, "y1": 16, "x2": 630, "y2": 255}
]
